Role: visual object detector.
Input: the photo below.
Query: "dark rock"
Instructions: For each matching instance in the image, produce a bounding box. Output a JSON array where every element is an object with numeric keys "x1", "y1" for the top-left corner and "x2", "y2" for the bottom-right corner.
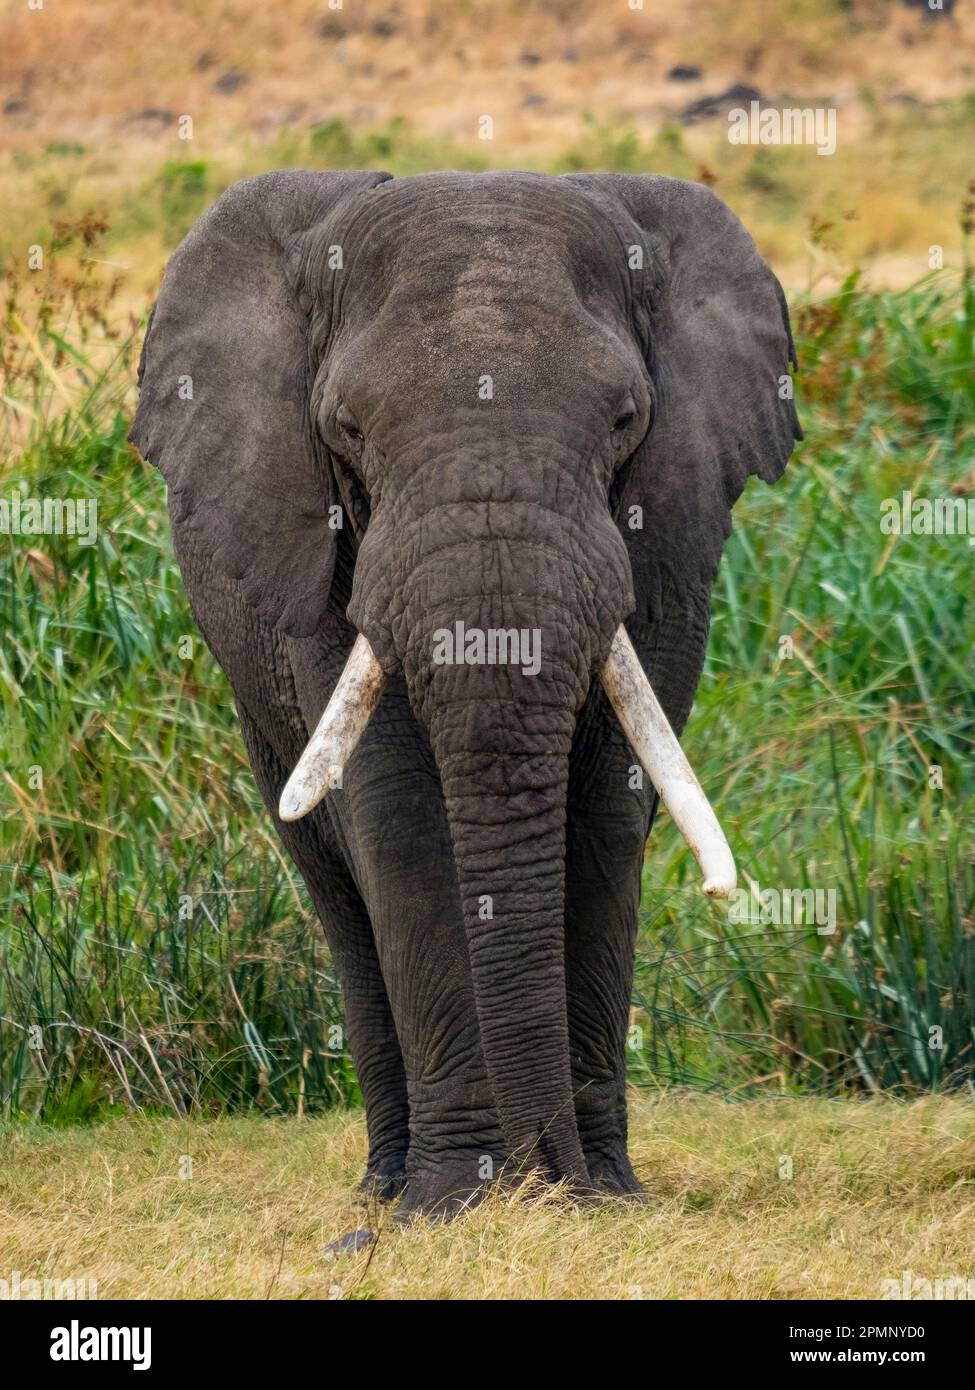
[
  {"x1": 668, "y1": 65, "x2": 702, "y2": 81},
  {"x1": 520, "y1": 93, "x2": 547, "y2": 108},
  {"x1": 3, "y1": 98, "x2": 28, "y2": 115},
  {"x1": 214, "y1": 69, "x2": 248, "y2": 95},
  {"x1": 322, "y1": 1228, "x2": 375, "y2": 1258},
  {"x1": 194, "y1": 51, "x2": 216, "y2": 71},
  {"x1": 682, "y1": 83, "x2": 762, "y2": 123},
  {"x1": 519, "y1": 51, "x2": 543, "y2": 66},
  {"x1": 127, "y1": 107, "x2": 174, "y2": 126}
]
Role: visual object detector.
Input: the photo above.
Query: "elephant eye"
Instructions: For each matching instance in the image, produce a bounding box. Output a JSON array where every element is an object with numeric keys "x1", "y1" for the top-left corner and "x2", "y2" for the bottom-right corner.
[
  {"x1": 336, "y1": 404, "x2": 363, "y2": 444},
  {"x1": 611, "y1": 398, "x2": 637, "y2": 440}
]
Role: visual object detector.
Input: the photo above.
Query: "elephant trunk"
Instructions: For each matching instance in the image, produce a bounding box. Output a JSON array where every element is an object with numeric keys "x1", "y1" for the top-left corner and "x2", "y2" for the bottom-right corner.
[
  {"x1": 425, "y1": 675, "x2": 588, "y2": 1183},
  {"x1": 369, "y1": 488, "x2": 625, "y2": 1181}
]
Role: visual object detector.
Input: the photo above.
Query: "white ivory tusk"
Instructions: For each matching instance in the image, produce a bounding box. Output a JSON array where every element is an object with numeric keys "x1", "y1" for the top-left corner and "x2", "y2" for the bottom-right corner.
[
  {"x1": 598, "y1": 625, "x2": 737, "y2": 898},
  {"x1": 278, "y1": 634, "x2": 386, "y2": 822}
]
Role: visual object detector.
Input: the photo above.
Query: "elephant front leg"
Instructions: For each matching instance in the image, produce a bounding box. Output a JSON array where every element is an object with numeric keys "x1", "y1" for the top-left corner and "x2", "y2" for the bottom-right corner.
[
  {"x1": 237, "y1": 703, "x2": 411, "y2": 1199},
  {"x1": 565, "y1": 694, "x2": 652, "y2": 1198},
  {"x1": 353, "y1": 827, "x2": 509, "y2": 1221},
  {"x1": 332, "y1": 686, "x2": 508, "y2": 1220},
  {"x1": 564, "y1": 843, "x2": 645, "y2": 1197},
  {"x1": 318, "y1": 869, "x2": 412, "y2": 1202}
]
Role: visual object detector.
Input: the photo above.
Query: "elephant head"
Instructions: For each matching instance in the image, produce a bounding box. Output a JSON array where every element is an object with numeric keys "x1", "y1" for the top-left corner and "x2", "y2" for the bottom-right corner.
[{"x1": 131, "y1": 170, "x2": 800, "y2": 1188}]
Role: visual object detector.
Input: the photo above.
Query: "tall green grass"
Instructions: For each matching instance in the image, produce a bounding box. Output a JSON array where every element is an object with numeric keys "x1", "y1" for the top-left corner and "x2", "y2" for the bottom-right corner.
[
  {"x1": 634, "y1": 268, "x2": 975, "y2": 1093},
  {"x1": 1, "y1": 218, "x2": 973, "y2": 1119}
]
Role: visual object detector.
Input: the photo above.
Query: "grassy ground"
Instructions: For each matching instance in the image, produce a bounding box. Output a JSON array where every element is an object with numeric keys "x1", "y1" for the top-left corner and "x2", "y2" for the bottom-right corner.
[{"x1": 2, "y1": 1094, "x2": 973, "y2": 1299}]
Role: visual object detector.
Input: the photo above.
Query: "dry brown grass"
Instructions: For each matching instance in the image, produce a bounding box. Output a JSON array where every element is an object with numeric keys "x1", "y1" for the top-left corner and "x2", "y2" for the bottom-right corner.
[
  {"x1": 1, "y1": 1, "x2": 973, "y2": 300},
  {"x1": 3, "y1": 1094, "x2": 974, "y2": 1299},
  {"x1": 2, "y1": 1, "x2": 972, "y2": 153}
]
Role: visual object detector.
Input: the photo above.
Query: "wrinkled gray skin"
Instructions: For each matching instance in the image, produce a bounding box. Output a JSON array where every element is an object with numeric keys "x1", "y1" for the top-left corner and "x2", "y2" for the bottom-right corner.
[{"x1": 131, "y1": 170, "x2": 801, "y2": 1218}]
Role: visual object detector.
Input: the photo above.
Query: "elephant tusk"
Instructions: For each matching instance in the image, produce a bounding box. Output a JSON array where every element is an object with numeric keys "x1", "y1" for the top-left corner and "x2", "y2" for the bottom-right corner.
[
  {"x1": 597, "y1": 625, "x2": 737, "y2": 899},
  {"x1": 278, "y1": 634, "x2": 386, "y2": 822}
]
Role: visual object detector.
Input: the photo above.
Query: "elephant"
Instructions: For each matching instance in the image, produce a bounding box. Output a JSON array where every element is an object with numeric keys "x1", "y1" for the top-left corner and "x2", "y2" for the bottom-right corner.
[{"x1": 130, "y1": 169, "x2": 801, "y2": 1219}]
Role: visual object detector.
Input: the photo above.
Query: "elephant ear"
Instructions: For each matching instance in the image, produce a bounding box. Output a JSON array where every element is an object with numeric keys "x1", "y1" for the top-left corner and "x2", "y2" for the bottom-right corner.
[
  {"x1": 565, "y1": 173, "x2": 802, "y2": 625},
  {"x1": 130, "y1": 169, "x2": 391, "y2": 636}
]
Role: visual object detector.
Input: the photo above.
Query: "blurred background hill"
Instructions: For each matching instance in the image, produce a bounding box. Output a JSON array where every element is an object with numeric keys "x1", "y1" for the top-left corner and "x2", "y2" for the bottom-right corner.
[{"x1": 2, "y1": 0, "x2": 974, "y2": 301}]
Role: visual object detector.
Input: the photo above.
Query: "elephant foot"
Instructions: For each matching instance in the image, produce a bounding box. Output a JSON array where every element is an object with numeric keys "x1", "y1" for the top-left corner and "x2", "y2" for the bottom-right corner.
[
  {"x1": 583, "y1": 1147, "x2": 648, "y2": 1201},
  {"x1": 392, "y1": 1155, "x2": 608, "y2": 1221},
  {"x1": 393, "y1": 1155, "x2": 511, "y2": 1222},
  {"x1": 357, "y1": 1156, "x2": 409, "y2": 1204}
]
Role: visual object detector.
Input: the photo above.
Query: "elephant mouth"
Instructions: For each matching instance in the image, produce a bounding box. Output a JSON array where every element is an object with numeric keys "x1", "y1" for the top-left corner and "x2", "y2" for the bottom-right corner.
[{"x1": 278, "y1": 625, "x2": 737, "y2": 899}]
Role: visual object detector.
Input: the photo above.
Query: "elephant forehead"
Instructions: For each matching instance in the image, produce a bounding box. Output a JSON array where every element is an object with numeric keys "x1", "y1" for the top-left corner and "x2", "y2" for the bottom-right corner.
[
  {"x1": 333, "y1": 304, "x2": 637, "y2": 420},
  {"x1": 338, "y1": 172, "x2": 633, "y2": 316},
  {"x1": 317, "y1": 183, "x2": 639, "y2": 413}
]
